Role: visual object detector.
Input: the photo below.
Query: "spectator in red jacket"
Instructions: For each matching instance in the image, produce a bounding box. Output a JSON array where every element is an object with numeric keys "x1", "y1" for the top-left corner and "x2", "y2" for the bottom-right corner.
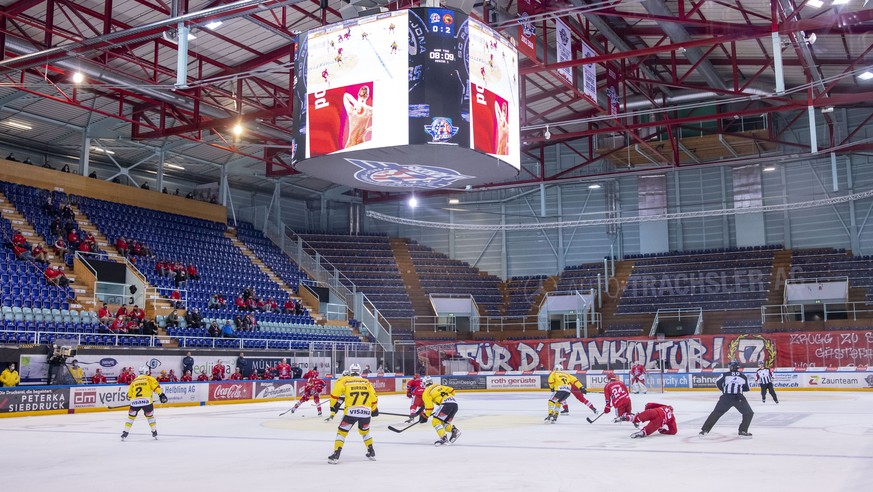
[
  {"x1": 180, "y1": 370, "x2": 193, "y2": 382},
  {"x1": 115, "y1": 236, "x2": 128, "y2": 256},
  {"x1": 12, "y1": 230, "x2": 30, "y2": 249},
  {"x1": 129, "y1": 305, "x2": 145, "y2": 321},
  {"x1": 235, "y1": 296, "x2": 246, "y2": 310},
  {"x1": 31, "y1": 243, "x2": 48, "y2": 263},
  {"x1": 187, "y1": 264, "x2": 200, "y2": 280},
  {"x1": 256, "y1": 299, "x2": 267, "y2": 312},
  {"x1": 78, "y1": 240, "x2": 91, "y2": 253},
  {"x1": 217, "y1": 294, "x2": 226, "y2": 308},
  {"x1": 170, "y1": 290, "x2": 182, "y2": 309},
  {"x1": 130, "y1": 240, "x2": 142, "y2": 257},
  {"x1": 156, "y1": 260, "x2": 169, "y2": 277},
  {"x1": 54, "y1": 238, "x2": 68, "y2": 256},
  {"x1": 110, "y1": 315, "x2": 127, "y2": 333},
  {"x1": 229, "y1": 368, "x2": 243, "y2": 380},
  {"x1": 211, "y1": 361, "x2": 225, "y2": 381},
  {"x1": 44, "y1": 265, "x2": 69, "y2": 287},
  {"x1": 91, "y1": 369, "x2": 108, "y2": 384},
  {"x1": 116, "y1": 305, "x2": 129, "y2": 318},
  {"x1": 98, "y1": 303, "x2": 112, "y2": 324},
  {"x1": 268, "y1": 298, "x2": 278, "y2": 313},
  {"x1": 66, "y1": 230, "x2": 79, "y2": 249},
  {"x1": 197, "y1": 371, "x2": 209, "y2": 382},
  {"x1": 13, "y1": 243, "x2": 34, "y2": 261},
  {"x1": 246, "y1": 297, "x2": 256, "y2": 312},
  {"x1": 283, "y1": 299, "x2": 295, "y2": 314}
]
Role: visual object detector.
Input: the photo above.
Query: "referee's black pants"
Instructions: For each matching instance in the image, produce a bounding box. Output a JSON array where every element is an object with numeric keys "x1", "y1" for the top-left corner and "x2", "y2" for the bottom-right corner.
[
  {"x1": 701, "y1": 394, "x2": 754, "y2": 433},
  {"x1": 760, "y1": 382, "x2": 778, "y2": 403}
]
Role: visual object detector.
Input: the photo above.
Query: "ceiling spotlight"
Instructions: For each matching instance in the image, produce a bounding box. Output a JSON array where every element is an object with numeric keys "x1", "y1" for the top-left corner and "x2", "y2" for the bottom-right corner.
[
  {"x1": 187, "y1": 33, "x2": 197, "y2": 41},
  {"x1": 821, "y1": 106, "x2": 834, "y2": 113},
  {"x1": 90, "y1": 147, "x2": 115, "y2": 155},
  {"x1": 807, "y1": 0, "x2": 823, "y2": 7},
  {"x1": 409, "y1": 196, "x2": 418, "y2": 208},
  {"x1": 205, "y1": 21, "x2": 223, "y2": 30},
  {"x1": 832, "y1": 0, "x2": 849, "y2": 4},
  {"x1": 232, "y1": 124, "x2": 243, "y2": 136},
  {"x1": 1, "y1": 120, "x2": 33, "y2": 130},
  {"x1": 858, "y1": 71, "x2": 873, "y2": 81},
  {"x1": 448, "y1": 198, "x2": 460, "y2": 205},
  {"x1": 164, "y1": 163, "x2": 186, "y2": 170},
  {"x1": 72, "y1": 72, "x2": 84, "y2": 84},
  {"x1": 544, "y1": 125, "x2": 551, "y2": 140},
  {"x1": 763, "y1": 166, "x2": 776, "y2": 172},
  {"x1": 588, "y1": 184, "x2": 601, "y2": 189}
]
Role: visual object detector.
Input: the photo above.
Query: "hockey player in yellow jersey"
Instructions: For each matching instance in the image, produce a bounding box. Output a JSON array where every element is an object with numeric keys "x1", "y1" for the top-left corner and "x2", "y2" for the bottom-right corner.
[
  {"x1": 420, "y1": 377, "x2": 461, "y2": 446},
  {"x1": 545, "y1": 365, "x2": 584, "y2": 423},
  {"x1": 327, "y1": 364, "x2": 379, "y2": 464},
  {"x1": 324, "y1": 369, "x2": 350, "y2": 422},
  {"x1": 122, "y1": 366, "x2": 167, "y2": 440}
]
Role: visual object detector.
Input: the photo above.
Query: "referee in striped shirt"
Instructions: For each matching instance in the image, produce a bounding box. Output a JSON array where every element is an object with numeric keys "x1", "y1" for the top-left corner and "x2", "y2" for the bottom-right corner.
[
  {"x1": 756, "y1": 360, "x2": 779, "y2": 404},
  {"x1": 699, "y1": 360, "x2": 754, "y2": 437}
]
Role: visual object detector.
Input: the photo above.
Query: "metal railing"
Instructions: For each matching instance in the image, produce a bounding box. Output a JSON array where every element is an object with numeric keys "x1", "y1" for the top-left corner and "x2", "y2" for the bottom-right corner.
[
  {"x1": 147, "y1": 286, "x2": 188, "y2": 311},
  {"x1": 783, "y1": 276, "x2": 849, "y2": 304},
  {"x1": 761, "y1": 301, "x2": 873, "y2": 323},
  {"x1": 262, "y1": 221, "x2": 393, "y2": 352},
  {"x1": 649, "y1": 307, "x2": 704, "y2": 336},
  {"x1": 412, "y1": 315, "x2": 542, "y2": 333},
  {"x1": 1, "y1": 329, "x2": 161, "y2": 347}
]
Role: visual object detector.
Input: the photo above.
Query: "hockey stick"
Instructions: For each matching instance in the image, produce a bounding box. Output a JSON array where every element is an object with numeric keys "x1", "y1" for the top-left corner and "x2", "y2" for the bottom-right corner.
[
  {"x1": 375, "y1": 411, "x2": 410, "y2": 418},
  {"x1": 388, "y1": 421, "x2": 419, "y2": 433},
  {"x1": 586, "y1": 412, "x2": 606, "y2": 424}
]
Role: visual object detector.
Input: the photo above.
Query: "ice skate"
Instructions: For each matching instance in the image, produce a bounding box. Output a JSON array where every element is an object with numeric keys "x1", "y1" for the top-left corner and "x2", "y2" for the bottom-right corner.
[
  {"x1": 449, "y1": 427, "x2": 461, "y2": 444},
  {"x1": 699, "y1": 429, "x2": 709, "y2": 436},
  {"x1": 366, "y1": 445, "x2": 376, "y2": 461},
  {"x1": 120, "y1": 431, "x2": 128, "y2": 441},
  {"x1": 630, "y1": 430, "x2": 646, "y2": 439},
  {"x1": 328, "y1": 448, "x2": 342, "y2": 464},
  {"x1": 434, "y1": 436, "x2": 449, "y2": 446},
  {"x1": 738, "y1": 430, "x2": 753, "y2": 438},
  {"x1": 152, "y1": 430, "x2": 158, "y2": 439}
]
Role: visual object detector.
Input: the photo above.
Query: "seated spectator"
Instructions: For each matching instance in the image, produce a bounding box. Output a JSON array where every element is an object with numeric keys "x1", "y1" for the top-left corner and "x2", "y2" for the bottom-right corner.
[
  {"x1": 222, "y1": 320, "x2": 234, "y2": 338},
  {"x1": 140, "y1": 182, "x2": 150, "y2": 190},
  {"x1": 110, "y1": 315, "x2": 127, "y2": 333},
  {"x1": 44, "y1": 265, "x2": 70, "y2": 287},
  {"x1": 170, "y1": 289, "x2": 182, "y2": 309},
  {"x1": 208, "y1": 321, "x2": 220, "y2": 338},
  {"x1": 139, "y1": 242, "x2": 152, "y2": 257},
  {"x1": 244, "y1": 314, "x2": 257, "y2": 332},
  {"x1": 185, "y1": 308, "x2": 203, "y2": 329},
  {"x1": 229, "y1": 368, "x2": 243, "y2": 380},
  {"x1": 156, "y1": 370, "x2": 170, "y2": 383},
  {"x1": 245, "y1": 297, "x2": 257, "y2": 312},
  {"x1": 130, "y1": 240, "x2": 142, "y2": 257},
  {"x1": 77, "y1": 240, "x2": 91, "y2": 254},
  {"x1": 209, "y1": 293, "x2": 221, "y2": 309},
  {"x1": 115, "y1": 236, "x2": 128, "y2": 256},
  {"x1": 242, "y1": 287, "x2": 253, "y2": 301},
  {"x1": 268, "y1": 298, "x2": 278, "y2": 313},
  {"x1": 98, "y1": 303, "x2": 113, "y2": 324},
  {"x1": 216, "y1": 294, "x2": 226, "y2": 308},
  {"x1": 61, "y1": 204, "x2": 75, "y2": 221},
  {"x1": 174, "y1": 267, "x2": 188, "y2": 288},
  {"x1": 13, "y1": 243, "x2": 34, "y2": 261},
  {"x1": 141, "y1": 319, "x2": 157, "y2": 337},
  {"x1": 180, "y1": 370, "x2": 193, "y2": 382},
  {"x1": 127, "y1": 317, "x2": 141, "y2": 335},
  {"x1": 283, "y1": 299, "x2": 295, "y2": 314},
  {"x1": 155, "y1": 260, "x2": 169, "y2": 277},
  {"x1": 165, "y1": 310, "x2": 180, "y2": 328},
  {"x1": 197, "y1": 371, "x2": 209, "y2": 382},
  {"x1": 129, "y1": 305, "x2": 145, "y2": 321},
  {"x1": 12, "y1": 230, "x2": 30, "y2": 250},
  {"x1": 53, "y1": 237, "x2": 68, "y2": 257},
  {"x1": 256, "y1": 298, "x2": 267, "y2": 312},
  {"x1": 31, "y1": 243, "x2": 48, "y2": 263},
  {"x1": 116, "y1": 304, "x2": 129, "y2": 318},
  {"x1": 50, "y1": 217, "x2": 62, "y2": 237},
  {"x1": 233, "y1": 315, "x2": 243, "y2": 329},
  {"x1": 235, "y1": 296, "x2": 246, "y2": 310},
  {"x1": 85, "y1": 232, "x2": 97, "y2": 250},
  {"x1": 66, "y1": 230, "x2": 79, "y2": 250},
  {"x1": 91, "y1": 369, "x2": 108, "y2": 384},
  {"x1": 61, "y1": 164, "x2": 70, "y2": 173},
  {"x1": 295, "y1": 301, "x2": 303, "y2": 316},
  {"x1": 187, "y1": 263, "x2": 200, "y2": 281}
]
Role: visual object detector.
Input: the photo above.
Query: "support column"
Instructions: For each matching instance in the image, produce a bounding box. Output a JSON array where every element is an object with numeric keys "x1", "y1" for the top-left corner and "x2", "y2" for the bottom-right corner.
[
  {"x1": 274, "y1": 181, "x2": 282, "y2": 232},
  {"x1": 500, "y1": 203, "x2": 507, "y2": 279},
  {"x1": 448, "y1": 209, "x2": 456, "y2": 258},
  {"x1": 807, "y1": 106, "x2": 818, "y2": 153},
  {"x1": 847, "y1": 156, "x2": 861, "y2": 254},
  {"x1": 157, "y1": 151, "x2": 165, "y2": 193},
  {"x1": 772, "y1": 33, "x2": 785, "y2": 94},
  {"x1": 219, "y1": 164, "x2": 228, "y2": 206},
  {"x1": 79, "y1": 135, "x2": 90, "y2": 177},
  {"x1": 556, "y1": 186, "x2": 565, "y2": 272}
]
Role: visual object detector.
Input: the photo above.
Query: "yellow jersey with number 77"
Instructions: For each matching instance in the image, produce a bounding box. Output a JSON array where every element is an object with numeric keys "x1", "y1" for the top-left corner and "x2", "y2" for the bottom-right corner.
[{"x1": 329, "y1": 375, "x2": 378, "y2": 417}]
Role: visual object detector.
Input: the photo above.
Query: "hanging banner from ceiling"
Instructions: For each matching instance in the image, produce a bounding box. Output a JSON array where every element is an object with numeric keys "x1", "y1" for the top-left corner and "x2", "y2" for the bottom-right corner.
[
  {"x1": 517, "y1": 0, "x2": 542, "y2": 62},
  {"x1": 554, "y1": 18, "x2": 573, "y2": 86},
  {"x1": 580, "y1": 40, "x2": 597, "y2": 104},
  {"x1": 605, "y1": 65, "x2": 621, "y2": 116}
]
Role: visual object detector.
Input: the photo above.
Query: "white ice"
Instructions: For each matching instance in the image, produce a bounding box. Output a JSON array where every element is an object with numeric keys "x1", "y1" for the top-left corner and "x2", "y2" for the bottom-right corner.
[{"x1": 2, "y1": 391, "x2": 871, "y2": 492}]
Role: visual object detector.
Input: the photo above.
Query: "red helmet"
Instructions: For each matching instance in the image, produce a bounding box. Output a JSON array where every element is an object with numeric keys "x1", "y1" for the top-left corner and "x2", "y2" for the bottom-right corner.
[{"x1": 604, "y1": 371, "x2": 617, "y2": 381}]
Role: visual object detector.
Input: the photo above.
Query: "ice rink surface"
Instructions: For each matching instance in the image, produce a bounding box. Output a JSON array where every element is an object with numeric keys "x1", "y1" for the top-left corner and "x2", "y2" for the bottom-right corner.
[{"x1": 3, "y1": 391, "x2": 871, "y2": 492}]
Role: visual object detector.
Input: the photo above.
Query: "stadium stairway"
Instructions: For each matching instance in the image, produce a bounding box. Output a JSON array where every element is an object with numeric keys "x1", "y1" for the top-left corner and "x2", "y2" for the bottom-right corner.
[
  {"x1": 766, "y1": 249, "x2": 793, "y2": 306},
  {"x1": 225, "y1": 229, "x2": 327, "y2": 325},
  {"x1": 69, "y1": 204, "x2": 178, "y2": 323},
  {"x1": 389, "y1": 238, "x2": 433, "y2": 318},
  {"x1": 598, "y1": 259, "x2": 652, "y2": 335},
  {"x1": 0, "y1": 191, "x2": 94, "y2": 311}
]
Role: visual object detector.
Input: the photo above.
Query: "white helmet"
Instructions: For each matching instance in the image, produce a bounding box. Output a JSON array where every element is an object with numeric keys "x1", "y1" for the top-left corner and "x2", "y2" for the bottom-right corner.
[
  {"x1": 554, "y1": 364, "x2": 563, "y2": 372},
  {"x1": 138, "y1": 365, "x2": 150, "y2": 375},
  {"x1": 423, "y1": 376, "x2": 433, "y2": 386},
  {"x1": 348, "y1": 363, "x2": 361, "y2": 376}
]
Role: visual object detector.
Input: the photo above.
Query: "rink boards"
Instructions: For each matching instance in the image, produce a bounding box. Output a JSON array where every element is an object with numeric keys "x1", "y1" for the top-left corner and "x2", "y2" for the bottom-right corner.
[{"x1": 1, "y1": 369, "x2": 870, "y2": 418}]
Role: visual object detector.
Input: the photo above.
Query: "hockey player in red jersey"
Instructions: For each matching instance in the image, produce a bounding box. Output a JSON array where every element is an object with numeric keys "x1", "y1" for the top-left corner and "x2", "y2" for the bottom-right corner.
[
  {"x1": 407, "y1": 383, "x2": 426, "y2": 423},
  {"x1": 302, "y1": 367, "x2": 319, "y2": 380},
  {"x1": 289, "y1": 376, "x2": 327, "y2": 416},
  {"x1": 211, "y1": 361, "x2": 226, "y2": 381},
  {"x1": 406, "y1": 374, "x2": 423, "y2": 398},
  {"x1": 630, "y1": 361, "x2": 647, "y2": 394},
  {"x1": 276, "y1": 359, "x2": 292, "y2": 379},
  {"x1": 197, "y1": 370, "x2": 209, "y2": 381},
  {"x1": 561, "y1": 385, "x2": 598, "y2": 415},
  {"x1": 630, "y1": 402, "x2": 677, "y2": 438},
  {"x1": 603, "y1": 371, "x2": 633, "y2": 422}
]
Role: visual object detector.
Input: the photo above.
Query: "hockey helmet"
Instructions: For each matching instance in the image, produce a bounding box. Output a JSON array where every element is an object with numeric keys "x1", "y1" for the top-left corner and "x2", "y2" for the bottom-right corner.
[
  {"x1": 758, "y1": 360, "x2": 765, "y2": 367},
  {"x1": 349, "y1": 363, "x2": 361, "y2": 376},
  {"x1": 729, "y1": 360, "x2": 740, "y2": 372},
  {"x1": 553, "y1": 364, "x2": 563, "y2": 372},
  {"x1": 604, "y1": 370, "x2": 617, "y2": 380},
  {"x1": 423, "y1": 376, "x2": 434, "y2": 386},
  {"x1": 138, "y1": 365, "x2": 150, "y2": 375}
]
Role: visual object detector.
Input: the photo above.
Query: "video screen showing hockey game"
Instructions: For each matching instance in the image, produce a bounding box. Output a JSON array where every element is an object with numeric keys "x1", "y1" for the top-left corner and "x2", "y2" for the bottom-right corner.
[{"x1": 302, "y1": 10, "x2": 410, "y2": 158}]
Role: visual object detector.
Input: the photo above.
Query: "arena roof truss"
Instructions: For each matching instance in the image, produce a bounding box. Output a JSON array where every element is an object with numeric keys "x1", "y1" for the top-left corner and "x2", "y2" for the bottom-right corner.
[{"x1": 0, "y1": 0, "x2": 870, "y2": 203}]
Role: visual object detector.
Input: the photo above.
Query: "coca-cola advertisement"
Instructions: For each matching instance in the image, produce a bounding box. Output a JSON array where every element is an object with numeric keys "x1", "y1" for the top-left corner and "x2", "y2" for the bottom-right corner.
[
  {"x1": 209, "y1": 382, "x2": 253, "y2": 402},
  {"x1": 254, "y1": 382, "x2": 296, "y2": 400}
]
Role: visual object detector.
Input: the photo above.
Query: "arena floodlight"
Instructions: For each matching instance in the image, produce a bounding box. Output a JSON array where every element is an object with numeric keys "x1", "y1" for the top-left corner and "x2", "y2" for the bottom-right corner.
[
  {"x1": 72, "y1": 72, "x2": 84, "y2": 84},
  {"x1": 409, "y1": 195, "x2": 419, "y2": 208}
]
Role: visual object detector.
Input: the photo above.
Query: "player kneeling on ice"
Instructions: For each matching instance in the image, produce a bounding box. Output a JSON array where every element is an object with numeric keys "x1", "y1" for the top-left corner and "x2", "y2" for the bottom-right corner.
[
  {"x1": 629, "y1": 403, "x2": 677, "y2": 438},
  {"x1": 121, "y1": 366, "x2": 168, "y2": 440},
  {"x1": 420, "y1": 377, "x2": 461, "y2": 446},
  {"x1": 603, "y1": 371, "x2": 633, "y2": 423},
  {"x1": 290, "y1": 374, "x2": 327, "y2": 416},
  {"x1": 546, "y1": 365, "x2": 586, "y2": 423},
  {"x1": 326, "y1": 364, "x2": 379, "y2": 464}
]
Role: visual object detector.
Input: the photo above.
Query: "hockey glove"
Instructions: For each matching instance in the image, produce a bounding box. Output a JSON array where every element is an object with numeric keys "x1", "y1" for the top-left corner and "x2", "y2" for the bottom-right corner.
[
  {"x1": 579, "y1": 387, "x2": 588, "y2": 394},
  {"x1": 372, "y1": 408, "x2": 379, "y2": 417},
  {"x1": 158, "y1": 393, "x2": 168, "y2": 404},
  {"x1": 330, "y1": 404, "x2": 340, "y2": 415},
  {"x1": 603, "y1": 406, "x2": 611, "y2": 414},
  {"x1": 419, "y1": 414, "x2": 429, "y2": 424}
]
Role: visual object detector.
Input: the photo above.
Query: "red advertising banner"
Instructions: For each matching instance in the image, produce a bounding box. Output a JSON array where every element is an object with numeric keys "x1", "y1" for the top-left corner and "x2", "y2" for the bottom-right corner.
[
  {"x1": 365, "y1": 377, "x2": 397, "y2": 393},
  {"x1": 471, "y1": 84, "x2": 509, "y2": 156},
  {"x1": 416, "y1": 331, "x2": 873, "y2": 372},
  {"x1": 307, "y1": 81, "x2": 374, "y2": 156},
  {"x1": 605, "y1": 66, "x2": 621, "y2": 116},
  {"x1": 516, "y1": 0, "x2": 541, "y2": 62},
  {"x1": 209, "y1": 382, "x2": 253, "y2": 402}
]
